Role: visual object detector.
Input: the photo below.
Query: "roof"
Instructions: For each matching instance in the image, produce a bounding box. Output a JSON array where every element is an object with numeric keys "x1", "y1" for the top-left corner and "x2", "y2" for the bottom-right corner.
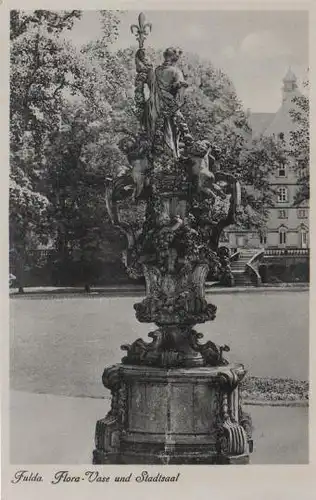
[
  {"x1": 248, "y1": 112, "x2": 274, "y2": 137},
  {"x1": 283, "y1": 67, "x2": 297, "y2": 82},
  {"x1": 248, "y1": 68, "x2": 302, "y2": 139},
  {"x1": 263, "y1": 95, "x2": 300, "y2": 137}
]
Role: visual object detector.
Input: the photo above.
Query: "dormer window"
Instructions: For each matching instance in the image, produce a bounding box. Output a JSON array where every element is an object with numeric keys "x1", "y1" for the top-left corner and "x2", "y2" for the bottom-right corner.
[{"x1": 278, "y1": 162, "x2": 286, "y2": 177}]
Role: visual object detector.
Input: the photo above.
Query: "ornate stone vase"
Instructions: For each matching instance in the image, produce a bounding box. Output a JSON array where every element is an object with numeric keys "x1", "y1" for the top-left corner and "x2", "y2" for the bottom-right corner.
[{"x1": 93, "y1": 12, "x2": 252, "y2": 465}]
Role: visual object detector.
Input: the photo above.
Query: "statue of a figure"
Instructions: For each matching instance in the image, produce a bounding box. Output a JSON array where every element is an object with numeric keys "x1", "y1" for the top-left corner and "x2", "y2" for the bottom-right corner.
[
  {"x1": 118, "y1": 134, "x2": 150, "y2": 200},
  {"x1": 136, "y1": 46, "x2": 190, "y2": 158},
  {"x1": 190, "y1": 140, "x2": 227, "y2": 200}
]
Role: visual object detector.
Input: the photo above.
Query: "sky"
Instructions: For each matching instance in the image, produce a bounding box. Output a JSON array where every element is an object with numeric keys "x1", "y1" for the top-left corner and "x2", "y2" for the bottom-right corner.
[{"x1": 68, "y1": 10, "x2": 308, "y2": 113}]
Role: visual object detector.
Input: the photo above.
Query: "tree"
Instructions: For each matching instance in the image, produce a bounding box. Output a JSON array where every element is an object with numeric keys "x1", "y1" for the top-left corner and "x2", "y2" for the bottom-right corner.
[
  {"x1": 10, "y1": 9, "x2": 124, "y2": 289},
  {"x1": 289, "y1": 81, "x2": 309, "y2": 204},
  {"x1": 10, "y1": 10, "x2": 85, "y2": 289},
  {"x1": 9, "y1": 165, "x2": 50, "y2": 292},
  {"x1": 39, "y1": 13, "x2": 138, "y2": 288},
  {"x1": 43, "y1": 101, "x2": 127, "y2": 288},
  {"x1": 10, "y1": 10, "x2": 81, "y2": 40},
  {"x1": 179, "y1": 55, "x2": 286, "y2": 236}
]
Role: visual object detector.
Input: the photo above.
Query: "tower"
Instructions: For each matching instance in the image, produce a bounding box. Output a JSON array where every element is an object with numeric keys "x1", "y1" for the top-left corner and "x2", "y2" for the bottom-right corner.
[{"x1": 282, "y1": 67, "x2": 298, "y2": 102}]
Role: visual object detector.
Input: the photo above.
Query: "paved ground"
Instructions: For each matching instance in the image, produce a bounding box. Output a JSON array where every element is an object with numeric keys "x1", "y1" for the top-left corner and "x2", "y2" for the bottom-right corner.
[
  {"x1": 10, "y1": 292, "x2": 309, "y2": 398},
  {"x1": 9, "y1": 291, "x2": 309, "y2": 465},
  {"x1": 10, "y1": 390, "x2": 308, "y2": 464}
]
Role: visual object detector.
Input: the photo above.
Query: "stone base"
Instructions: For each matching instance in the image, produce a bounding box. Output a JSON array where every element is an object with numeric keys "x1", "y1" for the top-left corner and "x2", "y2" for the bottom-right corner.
[
  {"x1": 93, "y1": 449, "x2": 250, "y2": 465},
  {"x1": 93, "y1": 363, "x2": 252, "y2": 465}
]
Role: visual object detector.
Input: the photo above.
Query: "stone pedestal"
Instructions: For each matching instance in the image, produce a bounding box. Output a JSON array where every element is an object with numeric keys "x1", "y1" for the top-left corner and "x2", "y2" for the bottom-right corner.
[{"x1": 93, "y1": 363, "x2": 252, "y2": 465}]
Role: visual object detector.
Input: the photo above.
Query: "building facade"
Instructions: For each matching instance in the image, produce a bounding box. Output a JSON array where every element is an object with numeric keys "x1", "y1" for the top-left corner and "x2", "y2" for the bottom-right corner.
[{"x1": 226, "y1": 68, "x2": 309, "y2": 250}]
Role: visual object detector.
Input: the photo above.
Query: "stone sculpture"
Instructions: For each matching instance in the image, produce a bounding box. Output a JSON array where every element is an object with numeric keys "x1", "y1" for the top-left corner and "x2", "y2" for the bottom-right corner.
[{"x1": 94, "y1": 12, "x2": 252, "y2": 465}]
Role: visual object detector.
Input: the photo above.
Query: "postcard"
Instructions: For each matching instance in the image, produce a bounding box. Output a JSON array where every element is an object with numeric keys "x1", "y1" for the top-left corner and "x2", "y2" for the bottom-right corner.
[{"x1": 1, "y1": 1, "x2": 315, "y2": 499}]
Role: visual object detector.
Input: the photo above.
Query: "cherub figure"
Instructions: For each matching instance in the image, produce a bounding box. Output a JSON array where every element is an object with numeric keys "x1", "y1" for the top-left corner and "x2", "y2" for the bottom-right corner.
[
  {"x1": 190, "y1": 140, "x2": 227, "y2": 200},
  {"x1": 118, "y1": 134, "x2": 150, "y2": 200}
]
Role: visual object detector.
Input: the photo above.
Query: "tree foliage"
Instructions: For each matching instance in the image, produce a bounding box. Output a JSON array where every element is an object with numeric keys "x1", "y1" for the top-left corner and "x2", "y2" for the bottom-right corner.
[
  {"x1": 10, "y1": 9, "x2": 125, "y2": 288},
  {"x1": 289, "y1": 81, "x2": 309, "y2": 204},
  {"x1": 10, "y1": 10, "x2": 83, "y2": 287},
  {"x1": 43, "y1": 101, "x2": 127, "y2": 284}
]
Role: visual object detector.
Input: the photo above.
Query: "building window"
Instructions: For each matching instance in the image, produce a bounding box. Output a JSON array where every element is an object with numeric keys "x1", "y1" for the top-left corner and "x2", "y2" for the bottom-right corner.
[
  {"x1": 302, "y1": 232, "x2": 307, "y2": 245},
  {"x1": 297, "y1": 159, "x2": 308, "y2": 179},
  {"x1": 279, "y1": 209, "x2": 288, "y2": 219},
  {"x1": 277, "y1": 186, "x2": 288, "y2": 203},
  {"x1": 297, "y1": 209, "x2": 308, "y2": 219},
  {"x1": 279, "y1": 228, "x2": 287, "y2": 245},
  {"x1": 278, "y1": 163, "x2": 286, "y2": 177},
  {"x1": 298, "y1": 167, "x2": 308, "y2": 179},
  {"x1": 298, "y1": 168, "x2": 308, "y2": 180},
  {"x1": 299, "y1": 229, "x2": 308, "y2": 248},
  {"x1": 259, "y1": 234, "x2": 267, "y2": 244},
  {"x1": 278, "y1": 132, "x2": 284, "y2": 140},
  {"x1": 219, "y1": 231, "x2": 229, "y2": 243}
]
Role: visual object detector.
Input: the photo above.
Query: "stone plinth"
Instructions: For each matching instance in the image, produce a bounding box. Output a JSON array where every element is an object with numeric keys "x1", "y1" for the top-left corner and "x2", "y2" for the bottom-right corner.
[{"x1": 93, "y1": 363, "x2": 252, "y2": 464}]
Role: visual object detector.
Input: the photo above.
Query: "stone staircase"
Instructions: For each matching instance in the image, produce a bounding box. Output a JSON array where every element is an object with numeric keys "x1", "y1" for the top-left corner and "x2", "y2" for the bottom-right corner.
[{"x1": 230, "y1": 248, "x2": 263, "y2": 286}]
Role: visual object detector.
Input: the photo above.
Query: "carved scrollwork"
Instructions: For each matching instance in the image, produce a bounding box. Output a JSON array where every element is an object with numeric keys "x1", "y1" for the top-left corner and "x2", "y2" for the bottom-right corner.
[
  {"x1": 216, "y1": 391, "x2": 248, "y2": 457},
  {"x1": 216, "y1": 365, "x2": 247, "y2": 391},
  {"x1": 120, "y1": 326, "x2": 230, "y2": 368},
  {"x1": 217, "y1": 419, "x2": 248, "y2": 456},
  {"x1": 95, "y1": 365, "x2": 126, "y2": 459},
  {"x1": 238, "y1": 385, "x2": 253, "y2": 451},
  {"x1": 102, "y1": 364, "x2": 121, "y2": 391},
  {"x1": 121, "y1": 329, "x2": 164, "y2": 365},
  {"x1": 190, "y1": 331, "x2": 230, "y2": 366},
  {"x1": 118, "y1": 382, "x2": 128, "y2": 427}
]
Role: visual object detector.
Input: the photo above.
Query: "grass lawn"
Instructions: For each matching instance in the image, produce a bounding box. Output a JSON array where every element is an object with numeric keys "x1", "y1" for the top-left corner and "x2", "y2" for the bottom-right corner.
[{"x1": 10, "y1": 291, "x2": 309, "y2": 398}]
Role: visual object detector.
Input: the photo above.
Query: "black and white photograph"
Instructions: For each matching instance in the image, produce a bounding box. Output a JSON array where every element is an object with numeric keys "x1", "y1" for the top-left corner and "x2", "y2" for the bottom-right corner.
[{"x1": 5, "y1": 5, "x2": 310, "y2": 474}]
